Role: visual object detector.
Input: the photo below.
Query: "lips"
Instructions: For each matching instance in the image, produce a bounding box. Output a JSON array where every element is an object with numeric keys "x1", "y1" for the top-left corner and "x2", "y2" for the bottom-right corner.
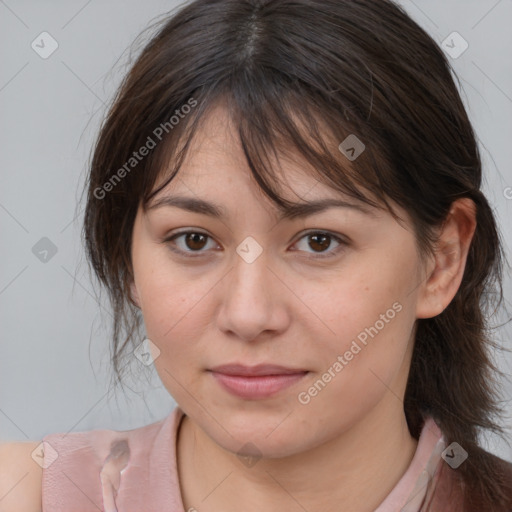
[
  {"x1": 208, "y1": 363, "x2": 309, "y2": 399},
  {"x1": 209, "y1": 363, "x2": 308, "y2": 376}
]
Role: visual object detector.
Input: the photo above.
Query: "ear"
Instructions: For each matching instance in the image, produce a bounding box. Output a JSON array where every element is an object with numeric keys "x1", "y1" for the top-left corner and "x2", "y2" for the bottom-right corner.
[
  {"x1": 129, "y1": 280, "x2": 141, "y2": 308},
  {"x1": 416, "y1": 198, "x2": 477, "y2": 319}
]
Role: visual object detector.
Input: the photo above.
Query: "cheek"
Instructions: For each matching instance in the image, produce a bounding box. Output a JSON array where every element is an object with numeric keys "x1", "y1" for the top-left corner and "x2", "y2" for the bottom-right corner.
[
  {"x1": 134, "y1": 241, "x2": 194, "y2": 327},
  {"x1": 306, "y1": 249, "x2": 417, "y2": 389},
  {"x1": 140, "y1": 278, "x2": 206, "y2": 346},
  {"x1": 310, "y1": 297, "x2": 411, "y2": 394},
  {"x1": 138, "y1": 269, "x2": 213, "y2": 402},
  {"x1": 134, "y1": 255, "x2": 217, "y2": 373},
  {"x1": 295, "y1": 298, "x2": 414, "y2": 435}
]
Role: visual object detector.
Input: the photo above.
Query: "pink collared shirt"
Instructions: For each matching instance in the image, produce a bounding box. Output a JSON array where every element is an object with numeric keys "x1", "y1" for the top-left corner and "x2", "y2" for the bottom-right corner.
[{"x1": 41, "y1": 407, "x2": 456, "y2": 511}]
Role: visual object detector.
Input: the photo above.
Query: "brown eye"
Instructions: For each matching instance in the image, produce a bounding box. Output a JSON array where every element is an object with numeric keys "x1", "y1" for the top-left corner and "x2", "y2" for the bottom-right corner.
[
  {"x1": 292, "y1": 231, "x2": 347, "y2": 259},
  {"x1": 163, "y1": 229, "x2": 347, "y2": 260},
  {"x1": 182, "y1": 232, "x2": 208, "y2": 251},
  {"x1": 164, "y1": 231, "x2": 217, "y2": 256},
  {"x1": 308, "y1": 233, "x2": 331, "y2": 252}
]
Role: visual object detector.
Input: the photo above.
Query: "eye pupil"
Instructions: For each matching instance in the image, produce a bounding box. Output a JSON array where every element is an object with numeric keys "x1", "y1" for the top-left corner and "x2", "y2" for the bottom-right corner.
[
  {"x1": 186, "y1": 233, "x2": 207, "y2": 250},
  {"x1": 309, "y1": 234, "x2": 330, "y2": 252}
]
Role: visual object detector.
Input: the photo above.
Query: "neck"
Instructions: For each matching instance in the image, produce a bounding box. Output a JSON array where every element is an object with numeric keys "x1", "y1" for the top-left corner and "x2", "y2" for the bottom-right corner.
[{"x1": 176, "y1": 394, "x2": 419, "y2": 512}]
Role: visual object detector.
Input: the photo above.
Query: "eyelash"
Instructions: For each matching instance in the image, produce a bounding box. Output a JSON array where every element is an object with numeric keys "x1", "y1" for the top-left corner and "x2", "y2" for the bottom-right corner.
[{"x1": 161, "y1": 229, "x2": 348, "y2": 260}]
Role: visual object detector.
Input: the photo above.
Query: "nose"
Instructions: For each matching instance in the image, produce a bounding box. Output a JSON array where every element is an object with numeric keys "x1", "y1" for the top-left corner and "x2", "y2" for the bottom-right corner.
[{"x1": 215, "y1": 247, "x2": 290, "y2": 343}]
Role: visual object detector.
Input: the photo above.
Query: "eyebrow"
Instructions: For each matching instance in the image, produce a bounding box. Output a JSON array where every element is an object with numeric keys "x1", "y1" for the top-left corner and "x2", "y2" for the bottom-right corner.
[{"x1": 147, "y1": 195, "x2": 377, "y2": 220}]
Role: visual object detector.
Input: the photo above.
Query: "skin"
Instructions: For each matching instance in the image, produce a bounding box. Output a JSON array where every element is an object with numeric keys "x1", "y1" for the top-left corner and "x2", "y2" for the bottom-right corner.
[{"x1": 129, "y1": 104, "x2": 476, "y2": 512}]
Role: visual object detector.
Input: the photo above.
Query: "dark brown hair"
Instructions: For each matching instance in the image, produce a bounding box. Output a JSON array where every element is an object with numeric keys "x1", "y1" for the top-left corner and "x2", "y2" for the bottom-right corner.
[{"x1": 81, "y1": 0, "x2": 511, "y2": 508}]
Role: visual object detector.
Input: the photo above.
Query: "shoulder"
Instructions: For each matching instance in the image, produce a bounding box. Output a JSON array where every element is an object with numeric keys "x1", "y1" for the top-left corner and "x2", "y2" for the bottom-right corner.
[
  {"x1": 41, "y1": 411, "x2": 181, "y2": 510},
  {"x1": 435, "y1": 447, "x2": 512, "y2": 512},
  {"x1": 468, "y1": 449, "x2": 512, "y2": 510},
  {"x1": 485, "y1": 451, "x2": 512, "y2": 506},
  {"x1": 0, "y1": 441, "x2": 42, "y2": 512}
]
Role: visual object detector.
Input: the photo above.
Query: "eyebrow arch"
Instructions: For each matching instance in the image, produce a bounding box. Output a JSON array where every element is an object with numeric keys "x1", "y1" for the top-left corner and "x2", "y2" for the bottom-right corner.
[{"x1": 147, "y1": 195, "x2": 377, "y2": 220}]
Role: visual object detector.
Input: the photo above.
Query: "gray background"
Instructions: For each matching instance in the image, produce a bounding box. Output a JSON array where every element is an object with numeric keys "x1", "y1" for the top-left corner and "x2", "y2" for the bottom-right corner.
[{"x1": 1, "y1": 0, "x2": 511, "y2": 463}]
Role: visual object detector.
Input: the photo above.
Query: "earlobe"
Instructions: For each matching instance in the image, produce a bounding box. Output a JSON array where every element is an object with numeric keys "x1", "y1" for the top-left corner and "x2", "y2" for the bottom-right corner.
[{"x1": 416, "y1": 198, "x2": 477, "y2": 319}]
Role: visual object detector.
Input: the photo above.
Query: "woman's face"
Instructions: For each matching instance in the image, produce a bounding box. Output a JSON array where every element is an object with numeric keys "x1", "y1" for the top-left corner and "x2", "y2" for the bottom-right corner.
[{"x1": 130, "y1": 104, "x2": 427, "y2": 458}]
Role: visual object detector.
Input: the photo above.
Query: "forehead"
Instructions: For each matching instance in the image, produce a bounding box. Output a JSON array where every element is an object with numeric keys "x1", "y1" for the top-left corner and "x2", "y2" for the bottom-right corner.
[{"x1": 150, "y1": 102, "x2": 360, "y2": 207}]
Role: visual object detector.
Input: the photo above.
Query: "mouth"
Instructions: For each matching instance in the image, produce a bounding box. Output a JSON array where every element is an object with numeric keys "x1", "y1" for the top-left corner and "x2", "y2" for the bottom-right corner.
[{"x1": 207, "y1": 363, "x2": 309, "y2": 400}]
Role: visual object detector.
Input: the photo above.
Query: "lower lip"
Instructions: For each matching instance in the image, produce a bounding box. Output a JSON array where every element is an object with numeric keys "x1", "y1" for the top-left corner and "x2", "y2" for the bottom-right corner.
[{"x1": 209, "y1": 371, "x2": 308, "y2": 400}]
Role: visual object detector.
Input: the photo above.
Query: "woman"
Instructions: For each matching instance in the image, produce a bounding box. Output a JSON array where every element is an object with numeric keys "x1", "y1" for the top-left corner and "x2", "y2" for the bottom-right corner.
[{"x1": 1, "y1": 0, "x2": 511, "y2": 510}]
